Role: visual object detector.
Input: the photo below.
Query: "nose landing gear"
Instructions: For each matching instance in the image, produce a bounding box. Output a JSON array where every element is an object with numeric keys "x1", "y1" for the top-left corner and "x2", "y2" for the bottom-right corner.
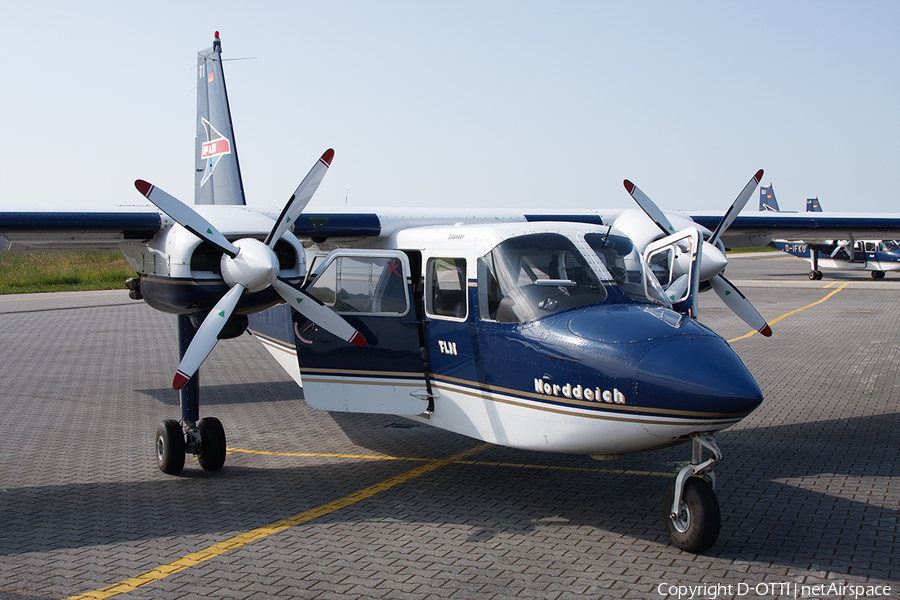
[{"x1": 664, "y1": 433, "x2": 722, "y2": 553}]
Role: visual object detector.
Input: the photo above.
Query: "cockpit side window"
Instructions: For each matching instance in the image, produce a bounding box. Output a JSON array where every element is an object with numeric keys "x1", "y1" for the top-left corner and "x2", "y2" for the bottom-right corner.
[
  {"x1": 426, "y1": 257, "x2": 467, "y2": 320},
  {"x1": 478, "y1": 233, "x2": 607, "y2": 323},
  {"x1": 584, "y1": 232, "x2": 670, "y2": 307}
]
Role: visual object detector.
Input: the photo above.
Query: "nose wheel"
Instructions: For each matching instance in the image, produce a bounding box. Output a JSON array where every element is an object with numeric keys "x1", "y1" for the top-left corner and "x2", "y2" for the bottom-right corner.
[{"x1": 664, "y1": 433, "x2": 722, "y2": 553}]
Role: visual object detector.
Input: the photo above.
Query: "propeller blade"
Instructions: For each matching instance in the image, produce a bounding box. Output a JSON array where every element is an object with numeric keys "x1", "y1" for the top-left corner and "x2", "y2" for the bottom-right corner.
[
  {"x1": 134, "y1": 179, "x2": 240, "y2": 258},
  {"x1": 264, "y1": 149, "x2": 335, "y2": 248},
  {"x1": 173, "y1": 284, "x2": 246, "y2": 390},
  {"x1": 623, "y1": 180, "x2": 677, "y2": 236},
  {"x1": 272, "y1": 278, "x2": 367, "y2": 347},
  {"x1": 830, "y1": 243, "x2": 844, "y2": 259},
  {"x1": 665, "y1": 273, "x2": 690, "y2": 303},
  {"x1": 708, "y1": 169, "x2": 764, "y2": 246},
  {"x1": 710, "y1": 274, "x2": 772, "y2": 337}
]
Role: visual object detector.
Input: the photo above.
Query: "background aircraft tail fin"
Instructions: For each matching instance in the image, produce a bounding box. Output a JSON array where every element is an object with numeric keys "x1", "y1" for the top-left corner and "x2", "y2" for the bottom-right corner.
[
  {"x1": 806, "y1": 198, "x2": 823, "y2": 212},
  {"x1": 194, "y1": 32, "x2": 246, "y2": 206},
  {"x1": 759, "y1": 185, "x2": 780, "y2": 212}
]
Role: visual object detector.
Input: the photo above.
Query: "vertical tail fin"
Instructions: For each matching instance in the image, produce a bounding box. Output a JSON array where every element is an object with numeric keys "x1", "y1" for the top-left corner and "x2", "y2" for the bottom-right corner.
[
  {"x1": 806, "y1": 198, "x2": 822, "y2": 212},
  {"x1": 759, "y1": 185, "x2": 780, "y2": 212},
  {"x1": 194, "y1": 32, "x2": 246, "y2": 206}
]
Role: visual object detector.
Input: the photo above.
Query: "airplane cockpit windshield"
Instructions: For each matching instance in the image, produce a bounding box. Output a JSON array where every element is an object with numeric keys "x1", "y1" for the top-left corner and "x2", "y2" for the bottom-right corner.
[{"x1": 477, "y1": 232, "x2": 669, "y2": 324}]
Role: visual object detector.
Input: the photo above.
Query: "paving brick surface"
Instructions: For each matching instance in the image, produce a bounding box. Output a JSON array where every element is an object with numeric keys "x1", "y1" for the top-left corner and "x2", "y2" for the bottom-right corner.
[{"x1": 0, "y1": 257, "x2": 898, "y2": 599}]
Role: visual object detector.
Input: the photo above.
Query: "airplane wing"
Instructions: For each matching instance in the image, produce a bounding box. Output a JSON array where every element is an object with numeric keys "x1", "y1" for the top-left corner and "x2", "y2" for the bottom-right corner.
[
  {"x1": 686, "y1": 211, "x2": 900, "y2": 248},
  {"x1": 0, "y1": 210, "x2": 161, "y2": 250}
]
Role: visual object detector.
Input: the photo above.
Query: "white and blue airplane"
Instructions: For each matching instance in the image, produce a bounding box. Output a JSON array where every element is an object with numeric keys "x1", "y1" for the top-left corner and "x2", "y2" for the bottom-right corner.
[
  {"x1": 758, "y1": 185, "x2": 900, "y2": 279},
  {"x1": 3, "y1": 34, "x2": 900, "y2": 552}
]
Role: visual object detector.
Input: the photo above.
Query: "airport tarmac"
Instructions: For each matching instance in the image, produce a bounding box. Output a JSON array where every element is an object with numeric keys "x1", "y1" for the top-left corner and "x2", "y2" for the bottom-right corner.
[{"x1": 0, "y1": 251, "x2": 897, "y2": 599}]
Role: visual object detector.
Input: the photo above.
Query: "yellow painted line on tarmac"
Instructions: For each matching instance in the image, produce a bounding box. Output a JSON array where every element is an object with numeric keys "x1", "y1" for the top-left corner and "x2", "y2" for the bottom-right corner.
[
  {"x1": 228, "y1": 446, "x2": 673, "y2": 478},
  {"x1": 728, "y1": 282, "x2": 850, "y2": 343},
  {"x1": 65, "y1": 442, "x2": 493, "y2": 600},
  {"x1": 226, "y1": 446, "x2": 431, "y2": 462}
]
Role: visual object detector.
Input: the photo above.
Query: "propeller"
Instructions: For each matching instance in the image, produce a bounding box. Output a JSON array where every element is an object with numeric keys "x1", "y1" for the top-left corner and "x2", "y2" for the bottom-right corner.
[
  {"x1": 830, "y1": 240, "x2": 855, "y2": 260},
  {"x1": 621, "y1": 170, "x2": 772, "y2": 337},
  {"x1": 135, "y1": 149, "x2": 366, "y2": 390}
]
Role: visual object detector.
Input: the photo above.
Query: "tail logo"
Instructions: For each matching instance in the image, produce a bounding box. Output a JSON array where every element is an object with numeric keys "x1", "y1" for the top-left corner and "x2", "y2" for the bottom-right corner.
[{"x1": 199, "y1": 117, "x2": 232, "y2": 187}]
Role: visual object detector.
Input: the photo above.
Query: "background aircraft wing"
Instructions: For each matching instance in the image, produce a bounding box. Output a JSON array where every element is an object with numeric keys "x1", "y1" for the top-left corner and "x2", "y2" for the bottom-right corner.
[{"x1": 686, "y1": 212, "x2": 900, "y2": 247}]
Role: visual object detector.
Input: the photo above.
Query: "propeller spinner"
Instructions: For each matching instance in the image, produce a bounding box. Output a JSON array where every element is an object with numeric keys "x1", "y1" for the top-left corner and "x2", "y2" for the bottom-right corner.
[
  {"x1": 135, "y1": 149, "x2": 366, "y2": 390},
  {"x1": 621, "y1": 170, "x2": 772, "y2": 337}
]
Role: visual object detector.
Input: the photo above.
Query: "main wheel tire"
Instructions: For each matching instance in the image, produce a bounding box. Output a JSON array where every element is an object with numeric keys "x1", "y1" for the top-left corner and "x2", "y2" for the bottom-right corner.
[
  {"x1": 197, "y1": 417, "x2": 226, "y2": 472},
  {"x1": 664, "y1": 477, "x2": 721, "y2": 553},
  {"x1": 809, "y1": 271, "x2": 817, "y2": 280},
  {"x1": 156, "y1": 419, "x2": 185, "y2": 475}
]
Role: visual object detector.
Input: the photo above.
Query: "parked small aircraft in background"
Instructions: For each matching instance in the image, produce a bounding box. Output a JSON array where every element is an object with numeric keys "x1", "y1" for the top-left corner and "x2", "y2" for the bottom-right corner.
[{"x1": 758, "y1": 185, "x2": 900, "y2": 279}]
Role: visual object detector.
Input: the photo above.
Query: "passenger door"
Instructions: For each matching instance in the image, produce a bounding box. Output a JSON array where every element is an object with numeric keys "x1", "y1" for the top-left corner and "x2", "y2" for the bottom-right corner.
[
  {"x1": 422, "y1": 256, "x2": 479, "y2": 390},
  {"x1": 295, "y1": 249, "x2": 430, "y2": 415}
]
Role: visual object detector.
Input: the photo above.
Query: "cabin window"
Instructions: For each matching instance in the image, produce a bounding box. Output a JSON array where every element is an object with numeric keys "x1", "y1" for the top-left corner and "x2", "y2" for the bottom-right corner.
[
  {"x1": 478, "y1": 233, "x2": 607, "y2": 323},
  {"x1": 306, "y1": 254, "x2": 408, "y2": 316},
  {"x1": 426, "y1": 257, "x2": 467, "y2": 319}
]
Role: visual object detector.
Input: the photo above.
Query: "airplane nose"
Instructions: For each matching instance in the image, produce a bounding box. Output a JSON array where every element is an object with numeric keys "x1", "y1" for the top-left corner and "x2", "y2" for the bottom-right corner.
[{"x1": 634, "y1": 335, "x2": 763, "y2": 417}]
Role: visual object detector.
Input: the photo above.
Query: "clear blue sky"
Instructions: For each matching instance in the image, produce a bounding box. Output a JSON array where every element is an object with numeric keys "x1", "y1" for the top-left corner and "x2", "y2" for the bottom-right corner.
[{"x1": 1, "y1": 1, "x2": 897, "y2": 214}]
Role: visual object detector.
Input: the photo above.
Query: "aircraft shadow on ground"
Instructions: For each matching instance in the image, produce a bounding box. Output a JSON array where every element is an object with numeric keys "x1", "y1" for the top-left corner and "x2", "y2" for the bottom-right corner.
[
  {"x1": 0, "y1": 413, "x2": 895, "y2": 583},
  {"x1": 136, "y1": 380, "x2": 302, "y2": 407}
]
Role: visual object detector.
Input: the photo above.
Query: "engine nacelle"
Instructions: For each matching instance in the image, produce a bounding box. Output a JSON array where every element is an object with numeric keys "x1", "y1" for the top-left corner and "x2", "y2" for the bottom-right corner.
[{"x1": 119, "y1": 207, "x2": 306, "y2": 316}]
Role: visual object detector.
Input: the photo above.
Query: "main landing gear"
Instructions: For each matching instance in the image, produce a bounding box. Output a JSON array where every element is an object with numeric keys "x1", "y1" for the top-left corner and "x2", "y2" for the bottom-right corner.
[
  {"x1": 664, "y1": 433, "x2": 722, "y2": 553},
  {"x1": 871, "y1": 270, "x2": 886, "y2": 279},
  {"x1": 155, "y1": 315, "x2": 227, "y2": 475},
  {"x1": 808, "y1": 270, "x2": 823, "y2": 280},
  {"x1": 155, "y1": 417, "x2": 226, "y2": 474}
]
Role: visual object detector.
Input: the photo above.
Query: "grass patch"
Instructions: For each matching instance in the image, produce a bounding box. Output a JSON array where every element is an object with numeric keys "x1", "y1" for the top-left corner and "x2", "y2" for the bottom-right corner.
[
  {"x1": 727, "y1": 245, "x2": 777, "y2": 254},
  {"x1": 0, "y1": 249, "x2": 136, "y2": 294}
]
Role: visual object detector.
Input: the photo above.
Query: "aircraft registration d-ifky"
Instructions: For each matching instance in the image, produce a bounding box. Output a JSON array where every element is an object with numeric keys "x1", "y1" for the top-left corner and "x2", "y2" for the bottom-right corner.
[
  {"x1": 0, "y1": 32, "x2": 816, "y2": 554},
  {"x1": 759, "y1": 185, "x2": 900, "y2": 280}
]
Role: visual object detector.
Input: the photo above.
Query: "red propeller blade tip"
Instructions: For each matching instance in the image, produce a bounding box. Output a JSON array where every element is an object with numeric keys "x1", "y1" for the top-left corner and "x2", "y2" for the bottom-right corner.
[
  {"x1": 134, "y1": 179, "x2": 153, "y2": 197},
  {"x1": 173, "y1": 371, "x2": 190, "y2": 390},
  {"x1": 758, "y1": 324, "x2": 772, "y2": 337},
  {"x1": 320, "y1": 149, "x2": 335, "y2": 167},
  {"x1": 623, "y1": 180, "x2": 635, "y2": 194},
  {"x1": 349, "y1": 331, "x2": 367, "y2": 347},
  {"x1": 754, "y1": 169, "x2": 764, "y2": 183}
]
